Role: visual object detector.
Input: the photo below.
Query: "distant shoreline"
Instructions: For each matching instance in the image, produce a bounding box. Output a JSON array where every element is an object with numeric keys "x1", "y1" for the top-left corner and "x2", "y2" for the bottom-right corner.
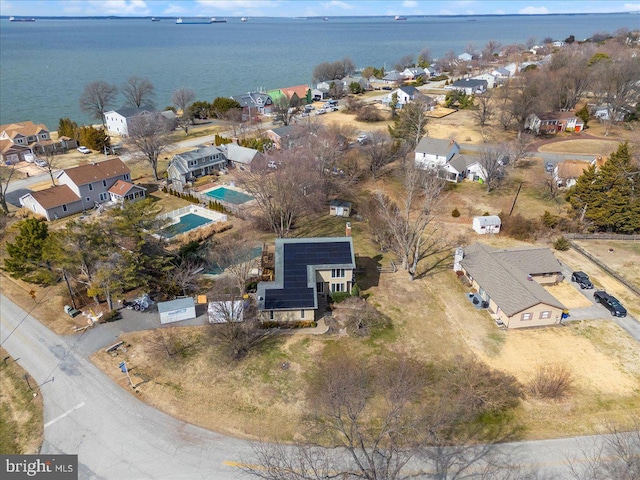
[{"x1": 1, "y1": 12, "x2": 637, "y2": 20}]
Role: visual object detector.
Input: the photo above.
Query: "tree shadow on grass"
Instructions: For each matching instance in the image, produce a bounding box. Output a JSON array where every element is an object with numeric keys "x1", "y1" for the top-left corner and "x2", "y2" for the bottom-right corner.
[{"x1": 355, "y1": 255, "x2": 382, "y2": 290}]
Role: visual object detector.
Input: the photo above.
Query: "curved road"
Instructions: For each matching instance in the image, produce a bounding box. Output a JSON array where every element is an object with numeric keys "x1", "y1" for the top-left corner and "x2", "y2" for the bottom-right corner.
[{"x1": 1, "y1": 293, "x2": 632, "y2": 479}]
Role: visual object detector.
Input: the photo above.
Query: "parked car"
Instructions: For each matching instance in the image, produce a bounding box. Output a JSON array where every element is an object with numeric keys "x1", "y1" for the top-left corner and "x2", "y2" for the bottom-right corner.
[
  {"x1": 34, "y1": 158, "x2": 48, "y2": 168},
  {"x1": 316, "y1": 109, "x2": 327, "y2": 115},
  {"x1": 356, "y1": 134, "x2": 368, "y2": 144},
  {"x1": 77, "y1": 146, "x2": 91, "y2": 154},
  {"x1": 571, "y1": 271, "x2": 593, "y2": 289},
  {"x1": 593, "y1": 290, "x2": 627, "y2": 317},
  {"x1": 544, "y1": 161, "x2": 554, "y2": 172},
  {"x1": 64, "y1": 305, "x2": 82, "y2": 317},
  {"x1": 304, "y1": 104, "x2": 315, "y2": 111}
]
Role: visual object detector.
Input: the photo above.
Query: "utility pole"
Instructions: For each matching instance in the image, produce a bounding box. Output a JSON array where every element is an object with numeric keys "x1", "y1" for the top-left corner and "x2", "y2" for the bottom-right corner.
[
  {"x1": 119, "y1": 361, "x2": 134, "y2": 389},
  {"x1": 509, "y1": 181, "x2": 524, "y2": 216}
]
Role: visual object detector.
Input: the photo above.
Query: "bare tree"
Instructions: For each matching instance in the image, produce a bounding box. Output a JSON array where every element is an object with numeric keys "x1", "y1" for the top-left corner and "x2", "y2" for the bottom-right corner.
[
  {"x1": 270, "y1": 95, "x2": 299, "y2": 126},
  {"x1": 34, "y1": 145, "x2": 60, "y2": 186},
  {"x1": 507, "y1": 132, "x2": 534, "y2": 168},
  {"x1": 507, "y1": 71, "x2": 546, "y2": 132},
  {"x1": 594, "y1": 48, "x2": 640, "y2": 128},
  {"x1": 473, "y1": 90, "x2": 494, "y2": 128},
  {"x1": 566, "y1": 415, "x2": 640, "y2": 480},
  {"x1": 479, "y1": 145, "x2": 507, "y2": 192},
  {"x1": 483, "y1": 39, "x2": 502, "y2": 60},
  {"x1": 0, "y1": 164, "x2": 17, "y2": 214},
  {"x1": 375, "y1": 165, "x2": 446, "y2": 279},
  {"x1": 362, "y1": 131, "x2": 398, "y2": 179},
  {"x1": 79, "y1": 80, "x2": 119, "y2": 126},
  {"x1": 163, "y1": 258, "x2": 205, "y2": 297},
  {"x1": 395, "y1": 53, "x2": 415, "y2": 71},
  {"x1": 207, "y1": 236, "x2": 259, "y2": 293},
  {"x1": 241, "y1": 151, "x2": 323, "y2": 237},
  {"x1": 127, "y1": 113, "x2": 171, "y2": 180},
  {"x1": 122, "y1": 76, "x2": 156, "y2": 108},
  {"x1": 172, "y1": 87, "x2": 196, "y2": 135}
]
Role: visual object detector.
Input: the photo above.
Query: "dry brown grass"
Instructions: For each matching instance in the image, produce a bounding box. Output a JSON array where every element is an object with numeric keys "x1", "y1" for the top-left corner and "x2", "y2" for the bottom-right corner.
[
  {"x1": 573, "y1": 240, "x2": 640, "y2": 290},
  {"x1": 544, "y1": 282, "x2": 593, "y2": 309},
  {"x1": 0, "y1": 347, "x2": 44, "y2": 454},
  {"x1": 528, "y1": 363, "x2": 575, "y2": 399},
  {"x1": 538, "y1": 139, "x2": 621, "y2": 156}
]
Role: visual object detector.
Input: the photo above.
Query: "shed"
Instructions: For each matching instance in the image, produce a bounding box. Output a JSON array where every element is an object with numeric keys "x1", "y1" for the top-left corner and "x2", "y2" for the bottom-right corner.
[
  {"x1": 329, "y1": 200, "x2": 351, "y2": 217},
  {"x1": 158, "y1": 297, "x2": 196, "y2": 324},
  {"x1": 472, "y1": 215, "x2": 501, "y2": 234}
]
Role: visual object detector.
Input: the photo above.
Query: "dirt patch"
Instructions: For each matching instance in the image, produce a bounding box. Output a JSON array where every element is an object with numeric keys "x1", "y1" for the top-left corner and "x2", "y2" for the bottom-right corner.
[{"x1": 544, "y1": 282, "x2": 592, "y2": 309}]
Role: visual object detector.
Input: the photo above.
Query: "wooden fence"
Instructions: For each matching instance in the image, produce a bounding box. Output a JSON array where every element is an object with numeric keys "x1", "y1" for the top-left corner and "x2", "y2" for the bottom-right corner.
[{"x1": 565, "y1": 233, "x2": 640, "y2": 241}]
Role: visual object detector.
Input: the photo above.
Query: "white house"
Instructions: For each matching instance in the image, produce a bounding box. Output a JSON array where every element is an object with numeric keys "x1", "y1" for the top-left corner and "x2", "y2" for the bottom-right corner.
[
  {"x1": 471, "y1": 73, "x2": 497, "y2": 89},
  {"x1": 441, "y1": 154, "x2": 484, "y2": 183},
  {"x1": 388, "y1": 85, "x2": 420, "y2": 107},
  {"x1": 472, "y1": 216, "x2": 501, "y2": 234},
  {"x1": 451, "y1": 78, "x2": 488, "y2": 95},
  {"x1": 458, "y1": 52, "x2": 473, "y2": 62},
  {"x1": 415, "y1": 138, "x2": 460, "y2": 170},
  {"x1": 401, "y1": 67, "x2": 425, "y2": 80}
]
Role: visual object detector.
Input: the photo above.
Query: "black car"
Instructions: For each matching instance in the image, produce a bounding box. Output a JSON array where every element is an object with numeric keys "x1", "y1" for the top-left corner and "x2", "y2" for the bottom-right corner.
[
  {"x1": 571, "y1": 271, "x2": 593, "y2": 289},
  {"x1": 593, "y1": 290, "x2": 627, "y2": 317}
]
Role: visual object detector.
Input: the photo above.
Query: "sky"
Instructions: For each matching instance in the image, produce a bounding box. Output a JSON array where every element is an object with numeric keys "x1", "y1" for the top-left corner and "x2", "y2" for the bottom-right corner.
[{"x1": 1, "y1": 0, "x2": 639, "y2": 17}]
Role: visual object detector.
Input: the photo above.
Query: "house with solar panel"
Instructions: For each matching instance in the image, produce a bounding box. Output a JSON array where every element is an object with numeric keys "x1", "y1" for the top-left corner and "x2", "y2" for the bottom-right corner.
[{"x1": 256, "y1": 237, "x2": 356, "y2": 323}]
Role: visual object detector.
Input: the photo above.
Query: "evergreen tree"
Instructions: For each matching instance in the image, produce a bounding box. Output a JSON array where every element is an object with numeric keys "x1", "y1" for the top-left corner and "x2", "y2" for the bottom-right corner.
[
  {"x1": 57, "y1": 118, "x2": 79, "y2": 139},
  {"x1": 4, "y1": 218, "x2": 53, "y2": 283},
  {"x1": 567, "y1": 142, "x2": 640, "y2": 233}
]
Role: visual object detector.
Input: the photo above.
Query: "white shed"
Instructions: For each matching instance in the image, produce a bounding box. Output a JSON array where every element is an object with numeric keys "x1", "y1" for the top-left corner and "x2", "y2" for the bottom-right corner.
[
  {"x1": 158, "y1": 297, "x2": 196, "y2": 324},
  {"x1": 472, "y1": 215, "x2": 501, "y2": 234}
]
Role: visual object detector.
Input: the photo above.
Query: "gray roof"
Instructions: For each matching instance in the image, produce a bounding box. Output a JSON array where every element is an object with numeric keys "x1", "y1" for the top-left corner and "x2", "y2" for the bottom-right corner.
[
  {"x1": 173, "y1": 145, "x2": 223, "y2": 163},
  {"x1": 460, "y1": 243, "x2": 565, "y2": 317},
  {"x1": 415, "y1": 137, "x2": 458, "y2": 156},
  {"x1": 220, "y1": 143, "x2": 260, "y2": 165},
  {"x1": 269, "y1": 124, "x2": 296, "y2": 138},
  {"x1": 111, "y1": 105, "x2": 157, "y2": 118},
  {"x1": 473, "y1": 215, "x2": 501, "y2": 227},
  {"x1": 448, "y1": 153, "x2": 478, "y2": 172},
  {"x1": 452, "y1": 79, "x2": 488, "y2": 89},
  {"x1": 157, "y1": 297, "x2": 195, "y2": 313},
  {"x1": 230, "y1": 92, "x2": 272, "y2": 108},
  {"x1": 398, "y1": 85, "x2": 420, "y2": 96},
  {"x1": 383, "y1": 71, "x2": 404, "y2": 81}
]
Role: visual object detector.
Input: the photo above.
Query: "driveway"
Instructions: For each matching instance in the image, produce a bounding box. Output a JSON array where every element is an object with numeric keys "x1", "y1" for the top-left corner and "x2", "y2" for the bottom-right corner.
[{"x1": 559, "y1": 261, "x2": 640, "y2": 342}]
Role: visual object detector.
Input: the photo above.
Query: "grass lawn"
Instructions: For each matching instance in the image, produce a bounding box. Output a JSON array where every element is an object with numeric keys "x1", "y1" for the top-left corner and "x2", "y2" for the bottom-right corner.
[
  {"x1": 0, "y1": 348, "x2": 44, "y2": 454},
  {"x1": 572, "y1": 240, "x2": 640, "y2": 290}
]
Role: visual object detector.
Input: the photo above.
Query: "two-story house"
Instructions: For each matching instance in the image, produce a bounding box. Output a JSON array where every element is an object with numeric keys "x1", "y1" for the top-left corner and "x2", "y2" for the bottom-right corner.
[
  {"x1": 167, "y1": 145, "x2": 227, "y2": 185},
  {"x1": 230, "y1": 91, "x2": 273, "y2": 119},
  {"x1": 104, "y1": 106, "x2": 177, "y2": 137},
  {"x1": 19, "y1": 158, "x2": 142, "y2": 220},
  {"x1": 415, "y1": 138, "x2": 460, "y2": 170},
  {"x1": 451, "y1": 78, "x2": 488, "y2": 95},
  {"x1": 525, "y1": 112, "x2": 585, "y2": 135},
  {"x1": 1, "y1": 121, "x2": 52, "y2": 164},
  {"x1": 257, "y1": 237, "x2": 356, "y2": 324}
]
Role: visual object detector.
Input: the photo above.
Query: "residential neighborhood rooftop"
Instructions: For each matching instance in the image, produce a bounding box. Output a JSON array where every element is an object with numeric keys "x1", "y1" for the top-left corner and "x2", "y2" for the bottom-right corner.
[
  {"x1": 415, "y1": 137, "x2": 458, "y2": 156},
  {"x1": 60, "y1": 158, "x2": 130, "y2": 186},
  {"x1": 24, "y1": 184, "x2": 80, "y2": 209}
]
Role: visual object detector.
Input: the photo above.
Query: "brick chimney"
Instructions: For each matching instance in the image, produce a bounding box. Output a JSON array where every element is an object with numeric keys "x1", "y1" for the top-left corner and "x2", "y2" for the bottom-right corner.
[{"x1": 345, "y1": 222, "x2": 352, "y2": 237}]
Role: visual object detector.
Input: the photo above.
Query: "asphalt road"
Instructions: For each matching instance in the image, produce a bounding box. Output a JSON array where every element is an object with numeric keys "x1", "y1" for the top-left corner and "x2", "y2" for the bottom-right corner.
[{"x1": 2, "y1": 292, "x2": 637, "y2": 479}]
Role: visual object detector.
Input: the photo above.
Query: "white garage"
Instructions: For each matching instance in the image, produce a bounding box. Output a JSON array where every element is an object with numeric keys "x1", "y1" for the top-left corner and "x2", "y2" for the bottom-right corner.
[{"x1": 158, "y1": 297, "x2": 196, "y2": 324}]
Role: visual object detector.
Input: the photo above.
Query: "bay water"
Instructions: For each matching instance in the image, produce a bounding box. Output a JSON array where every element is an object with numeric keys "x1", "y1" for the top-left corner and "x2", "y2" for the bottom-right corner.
[{"x1": 0, "y1": 13, "x2": 637, "y2": 128}]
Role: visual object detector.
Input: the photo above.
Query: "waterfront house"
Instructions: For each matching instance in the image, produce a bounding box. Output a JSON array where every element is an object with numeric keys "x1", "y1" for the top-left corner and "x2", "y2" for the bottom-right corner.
[
  {"x1": 264, "y1": 124, "x2": 299, "y2": 150},
  {"x1": 388, "y1": 85, "x2": 420, "y2": 107},
  {"x1": 457, "y1": 52, "x2": 473, "y2": 62},
  {"x1": 451, "y1": 78, "x2": 488, "y2": 95},
  {"x1": 525, "y1": 112, "x2": 585, "y2": 135},
  {"x1": 20, "y1": 157, "x2": 136, "y2": 220},
  {"x1": 471, "y1": 73, "x2": 497, "y2": 89},
  {"x1": 230, "y1": 91, "x2": 273, "y2": 119},
  {"x1": 401, "y1": 67, "x2": 425, "y2": 81},
  {"x1": 415, "y1": 138, "x2": 460, "y2": 170},
  {"x1": 167, "y1": 145, "x2": 227, "y2": 185},
  {"x1": 381, "y1": 71, "x2": 405, "y2": 84},
  {"x1": 457, "y1": 243, "x2": 565, "y2": 329},
  {"x1": 104, "y1": 106, "x2": 177, "y2": 137},
  {"x1": 257, "y1": 237, "x2": 356, "y2": 324},
  {"x1": 0, "y1": 121, "x2": 52, "y2": 164},
  {"x1": 268, "y1": 85, "x2": 312, "y2": 107}
]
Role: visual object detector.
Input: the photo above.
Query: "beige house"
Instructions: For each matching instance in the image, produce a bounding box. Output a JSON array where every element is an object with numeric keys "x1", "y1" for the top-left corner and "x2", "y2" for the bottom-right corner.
[
  {"x1": 0, "y1": 121, "x2": 52, "y2": 164},
  {"x1": 257, "y1": 237, "x2": 355, "y2": 324},
  {"x1": 457, "y1": 243, "x2": 565, "y2": 329}
]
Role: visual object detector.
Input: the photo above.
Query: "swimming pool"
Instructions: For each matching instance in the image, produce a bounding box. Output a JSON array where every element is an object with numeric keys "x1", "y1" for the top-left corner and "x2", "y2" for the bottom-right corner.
[
  {"x1": 162, "y1": 213, "x2": 213, "y2": 238},
  {"x1": 205, "y1": 187, "x2": 253, "y2": 205}
]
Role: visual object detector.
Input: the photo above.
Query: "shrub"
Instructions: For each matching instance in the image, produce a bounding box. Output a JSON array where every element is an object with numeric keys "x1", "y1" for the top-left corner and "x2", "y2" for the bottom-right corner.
[
  {"x1": 482, "y1": 211, "x2": 490, "y2": 216},
  {"x1": 541, "y1": 210, "x2": 559, "y2": 229},
  {"x1": 350, "y1": 283, "x2": 360, "y2": 297},
  {"x1": 330, "y1": 291, "x2": 351, "y2": 304},
  {"x1": 553, "y1": 236, "x2": 571, "y2": 251},
  {"x1": 451, "y1": 208, "x2": 461, "y2": 218},
  {"x1": 356, "y1": 105, "x2": 384, "y2": 122},
  {"x1": 499, "y1": 212, "x2": 541, "y2": 241},
  {"x1": 528, "y1": 363, "x2": 574, "y2": 399}
]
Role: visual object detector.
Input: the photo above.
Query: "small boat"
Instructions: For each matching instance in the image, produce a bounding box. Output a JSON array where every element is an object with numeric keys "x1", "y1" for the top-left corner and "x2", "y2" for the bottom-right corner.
[
  {"x1": 9, "y1": 16, "x2": 36, "y2": 22},
  {"x1": 241, "y1": 17, "x2": 248, "y2": 22},
  {"x1": 151, "y1": 17, "x2": 159, "y2": 21},
  {"x1": 323, "y1": 17, "x2": 329, "y2": 21},
  {"x1": 394, "y1": 15, "x2": 407, "y2": 21},
  {"x1": 211, "y1": 17, "x2": 227, "y2": 23}
]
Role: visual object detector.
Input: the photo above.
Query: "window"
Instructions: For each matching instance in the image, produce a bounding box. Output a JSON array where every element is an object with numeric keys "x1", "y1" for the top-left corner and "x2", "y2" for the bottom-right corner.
[
  {"x1": 521, "y1": 312, "x2": 532, "y2": 321},
  {"x1": 86, "y1": 197, "x2": 91, "y2": 203},
  {"x1": 88, "y1": 184, "x2": 93, "y2": 191},
  {"x1": 99, "y1": 192, "x2": 108, "y2": 202},
  {"x1": 539, "y1": 311, "x2": 551, "y2": 319},
  {"x1": 62, "y1": 204, "x2": 68, "y2": 212},
  {"x1": 331, "y1": 268, "x2": 345, "y2": 278},
  {"x1": 124, "y1": 174, "x2": 130, "y2": 181},
  {"x1": 269, "y1": 311, "x2": 274, "y2": 320},
  {"x1": 188, "y1": 160, "x2": 198, "y2": 167},
  {"x1": 316, "y1": 282, "x2": 324, "y2": 293},
  {"x1": 103, "y1": 180, "x2": 107, "y2": 187},
  {"x1": 300, "y1": 310, "x2": 305, "y2": 319},
  {"x1": 331, "y1": 283, "x2": 344, "y2": 293}
]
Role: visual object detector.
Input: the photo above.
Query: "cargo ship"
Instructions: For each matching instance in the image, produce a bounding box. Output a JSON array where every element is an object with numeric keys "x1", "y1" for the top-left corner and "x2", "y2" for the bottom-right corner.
[
  {"x1": 176, "y1": 17, "x2": 226, "y2": 24},
  {"x1": 9, "y1": 16, "x2": 36, "y2": 22},
  {"x1": 394, "y1": 15, "x2": 407, "y2": 21}
]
